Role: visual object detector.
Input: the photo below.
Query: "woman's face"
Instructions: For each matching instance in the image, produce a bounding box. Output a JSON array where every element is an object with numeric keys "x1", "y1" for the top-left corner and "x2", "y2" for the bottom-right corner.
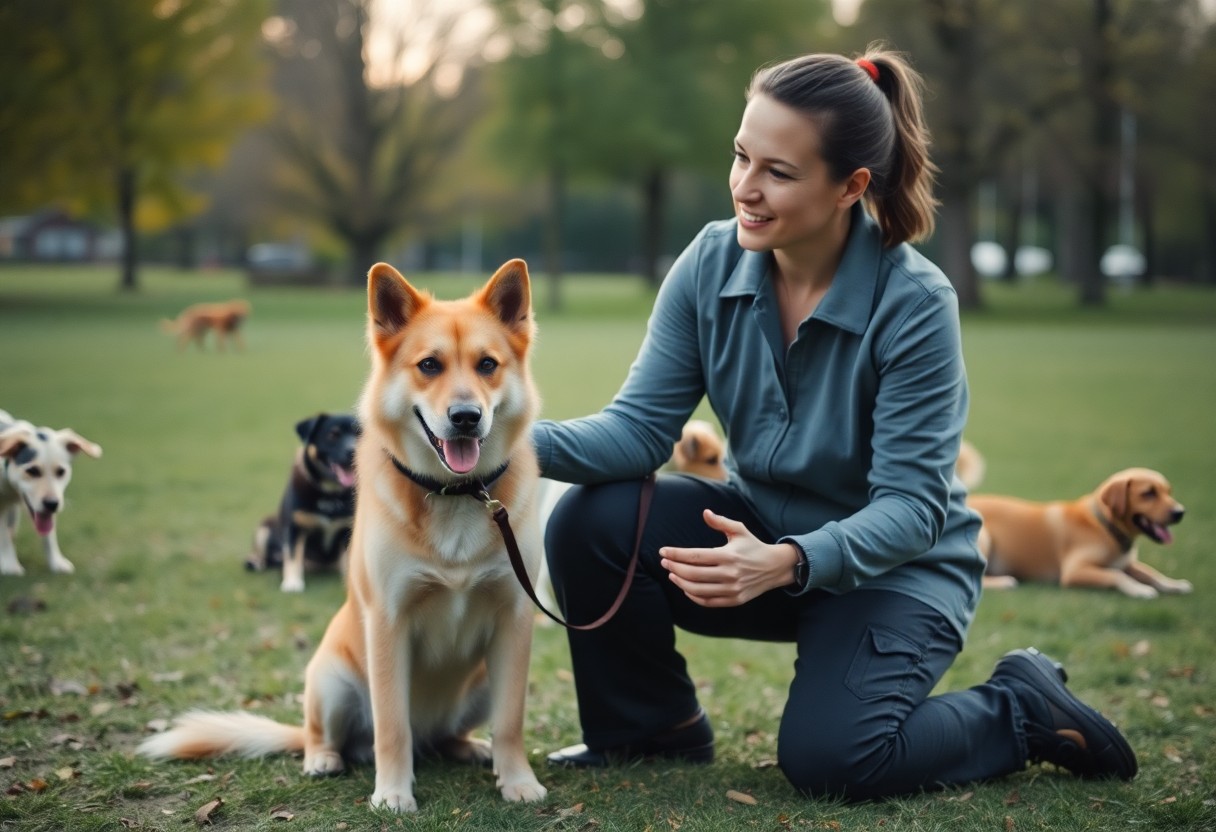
[{"x1": 729, "y1": 94, "x2": 856, "y2": 255}]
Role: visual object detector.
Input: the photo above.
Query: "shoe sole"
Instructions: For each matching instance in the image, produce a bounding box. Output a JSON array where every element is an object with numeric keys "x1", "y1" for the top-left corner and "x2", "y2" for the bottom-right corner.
[{"x1": 997, "y1": 647, "x2": 1137, "y2": 780}]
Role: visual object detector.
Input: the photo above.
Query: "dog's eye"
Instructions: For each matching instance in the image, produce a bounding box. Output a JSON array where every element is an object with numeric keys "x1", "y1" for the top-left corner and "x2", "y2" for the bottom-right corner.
[
  {"x1": 25, "y1": 466, "x2": 42, "y2": 478},
  {"x1": 417, "y1": 357, "x2": 442, "y2": 376},
  {"x1": 706, "y1": 455, "x2": 719, "y2": 465},
  {"x1": 55, "y1": 467, "x2": 66, "y2": 478},
  {"x1": 477, "y1": 357, "x2": 498, "y2": 375},
  {"x1": 1142, "y1": 487, "x2": 1157, "y2": 498}
]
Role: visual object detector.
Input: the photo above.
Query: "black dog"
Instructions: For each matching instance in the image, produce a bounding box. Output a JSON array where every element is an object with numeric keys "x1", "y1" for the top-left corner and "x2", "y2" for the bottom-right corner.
[{"x1": 247, "y1": 413, "x2": 359, "y2": 592}]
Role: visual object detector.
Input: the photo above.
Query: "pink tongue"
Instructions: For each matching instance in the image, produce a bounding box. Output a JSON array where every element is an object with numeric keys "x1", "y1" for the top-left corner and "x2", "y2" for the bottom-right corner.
[
  {"x1": 33, "y1": 512, "x2": 54, "y2": 536},
  {"x1": 442, "y1": 438, "x2": 480, "y2": 474},
  {"x1": 1157, "y1": 525, "x2": 1173, "y2": 544},
  {"x1": 332, "y1": 464, "x2": 356, "y2": 488}
]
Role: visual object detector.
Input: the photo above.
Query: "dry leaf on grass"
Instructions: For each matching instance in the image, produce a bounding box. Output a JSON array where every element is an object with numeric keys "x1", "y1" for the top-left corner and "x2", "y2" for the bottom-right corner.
[
  {"x1": 0, "y1": 756, "x2": 15, "y2": 768},
  {"x1": 195, "y1": 797, "x2": 223, "y2": 825},
  {"x1": 725, "y1": 789, "x2": 757, "y2": 805},
  {"x1": 270, "y1": 805, "x2": 295, "y2": 821}
]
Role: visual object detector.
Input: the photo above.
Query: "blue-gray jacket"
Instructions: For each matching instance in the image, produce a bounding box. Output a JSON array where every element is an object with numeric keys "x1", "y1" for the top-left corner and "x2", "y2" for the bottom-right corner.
[{"x1": 533, "y1": 209, "x2": 984, "y2": 640}]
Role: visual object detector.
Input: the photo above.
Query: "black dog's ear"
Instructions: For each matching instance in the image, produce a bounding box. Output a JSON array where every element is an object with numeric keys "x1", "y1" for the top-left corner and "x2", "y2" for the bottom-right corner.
[{"x1": 296, "y1": 415, "x2": 324, "y2": 443}]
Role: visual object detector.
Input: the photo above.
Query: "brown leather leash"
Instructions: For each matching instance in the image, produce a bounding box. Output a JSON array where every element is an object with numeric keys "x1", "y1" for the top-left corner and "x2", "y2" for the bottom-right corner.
[
  {"x1": 476, "y1": 473, "x2": 655, "y2": 630},
  {"x1": 386, "y1": 451, "x2": 654, "y2": 630}
]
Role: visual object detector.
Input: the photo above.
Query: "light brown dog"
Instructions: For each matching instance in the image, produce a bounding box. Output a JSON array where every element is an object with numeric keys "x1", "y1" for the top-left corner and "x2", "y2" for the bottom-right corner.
[
  {"x1": 670, "y1": 419, "x2": 728, "y2": 480},
  {"x1": 139, "y1": 261, "x2": 547, "y2": 812},
  {"x1": 954, "y1": 438, "x2": 985, "y2": 491},
  {"x1": 159, "y1": 299, "x2": 251, "y2": 351},
  {"x1": 969, "y1": 468, "x2": 1191, "y2": 598}
]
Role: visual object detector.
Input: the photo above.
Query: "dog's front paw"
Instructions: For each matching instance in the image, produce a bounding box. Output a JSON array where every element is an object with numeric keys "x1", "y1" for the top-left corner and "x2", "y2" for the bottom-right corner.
[
  {"x1": 370, "y1": 787, "x2": 417, "y2": 813},
  {"x1": 48, "y1": 556, "x2": 75, "y2": 574},
  {"x1": 1121, "y1": 581, "x2": 1159, "y2": 599},
  {"x1": 499, "y1": 775, "x2": 547, "y2": 803},
  {"x1": 0, "y1": 562, "x2": 26, "y2": 576},
  {"x1": 303, "y1": 750, "x2": 345, "y2": 776},
  {"x1": 1159, "y1": 578, "x2": 1193, "y2": 594},
  {"x1": 280, "y1": 576, "x2": 305, "y2": 593}
]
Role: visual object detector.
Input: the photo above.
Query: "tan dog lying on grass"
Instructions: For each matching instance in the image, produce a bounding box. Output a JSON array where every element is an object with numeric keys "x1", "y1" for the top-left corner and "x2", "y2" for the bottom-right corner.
[
  {"x1": 140, "y1": 260, "x2": 547, "y2": 813},
  {"x1": 969, "y1": 468, "x2": 1192, "y2": 598},
  {"x1": 159, "y1": 299, "x2": 251, "y2": 351}
]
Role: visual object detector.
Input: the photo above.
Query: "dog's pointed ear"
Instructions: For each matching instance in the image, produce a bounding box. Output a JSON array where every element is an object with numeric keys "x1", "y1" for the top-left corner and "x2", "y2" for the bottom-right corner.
[
  {"x1": 56, "y1": 430, "x2": 102, "y2": 459},
  {"x1": 368, "y1": 262, "x2": 428, "y2": 348},
  {"x1": 295, "y1": 416, "x2": 321, "y2": 443},
  {"x1": 481, "y1": 259, "x2": 532, "y2": 335},
  {"x1": 1099, "y1": 472, "x2": 1130, "y2": 518}
]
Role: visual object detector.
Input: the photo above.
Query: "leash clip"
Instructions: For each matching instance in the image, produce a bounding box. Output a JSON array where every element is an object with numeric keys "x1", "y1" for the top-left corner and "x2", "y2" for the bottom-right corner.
[{"x1": 476, "y1": 488, "x2": 503, "y2": 513}]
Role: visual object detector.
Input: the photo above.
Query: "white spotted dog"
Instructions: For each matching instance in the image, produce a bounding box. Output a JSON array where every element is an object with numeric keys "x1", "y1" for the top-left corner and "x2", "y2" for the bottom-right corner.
[{"x1": 0, "y1": 409, "x2": 103, "y2": 576}]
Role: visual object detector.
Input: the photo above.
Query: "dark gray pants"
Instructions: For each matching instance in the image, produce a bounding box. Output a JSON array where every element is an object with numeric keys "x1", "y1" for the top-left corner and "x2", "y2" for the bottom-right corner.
[{"x1": 545, "y1": 474, "x2": 1030, "y2": 800}]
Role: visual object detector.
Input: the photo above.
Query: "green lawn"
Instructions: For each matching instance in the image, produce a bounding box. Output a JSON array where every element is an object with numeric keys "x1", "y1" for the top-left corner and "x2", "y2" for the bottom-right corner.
[{"x1": 1, "y1": 265, "x2": 1213, "y2": 831}]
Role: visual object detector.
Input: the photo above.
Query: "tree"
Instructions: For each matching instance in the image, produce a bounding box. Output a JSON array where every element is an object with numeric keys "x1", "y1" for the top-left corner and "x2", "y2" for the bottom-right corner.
[
  {"x1": 488, "y1": 0, "x2": 825, "y2": 298},
  {"x1": 264, "y1": 0, "x2": 484, "y2": 284},
  {"x1": 0, "y1": 0, "x2": 269, "y2": 290}
]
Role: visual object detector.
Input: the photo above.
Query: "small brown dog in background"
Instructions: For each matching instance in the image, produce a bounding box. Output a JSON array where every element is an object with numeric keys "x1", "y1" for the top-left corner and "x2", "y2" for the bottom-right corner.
[
  {"x1": 670, "y1": 419, "x2": 727, "y2": 480},
  {"x1": 160, "y1": 299, "x2": 251, "y2": 351},
  {"x1": 954, "y1": 439, "x2": 985, "y2": 491},
  {"x1": 969, "y1": 467, "x2": 1191, "y2": 598}
]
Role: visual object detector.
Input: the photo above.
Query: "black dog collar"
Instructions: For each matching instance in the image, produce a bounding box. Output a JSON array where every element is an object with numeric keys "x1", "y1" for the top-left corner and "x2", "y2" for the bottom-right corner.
[
  {"x1": 387, "y1": 451, "x2": 509, "y2": 498},
  {"x1": 1090, "y1": 497, "x2": 1133, "y2": 553}
]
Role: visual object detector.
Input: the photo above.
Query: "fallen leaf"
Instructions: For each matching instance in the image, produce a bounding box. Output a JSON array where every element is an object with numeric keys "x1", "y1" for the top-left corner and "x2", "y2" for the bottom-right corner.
[
  {"x1": 1193, "y1": 705, "x2": 1215, "y2": 717},
  {"x1": 1131, "y1": 639, "x2": 1151, "y2": 657},
  {"x1": 55, "y1": 767, "x2": 78, "y2": 781},
  {"x1": 1004, "y1": 816, "x2": 1015, "y2": 831},
  {"x1": 1003, "y1": 789, "x2": 1021, "y2": 806},
  {"x1": 5, "y1": 783, "x2": 26, "y2": 796},
  {"x1": 753, "y1": 758, "x2": 778, "y2": 769},
  {"x1": 90, "y1": 701, "x2": 113, "y2": 717},
  {"x1": 1151, "y1": 695, "x2": 1171, "y2": 709},
  {"x1": 152, "y1": 671, "x2": 185, "y2": 683},
  {"x1": 195, "y1": 798, "x2": 223, "y2": 825},
  {"x1": 559, "y1": 803, "x2": 585, "y2": 818},
  {"x1": 0, "y1": 756, "x2": 15, "y2": 768},
  {"x1": 50, "y1": 679, "x2": 89, "y2": 696},
  {"x1": 270, "y1": 807, "x2": 295, "y2": 821},
  {"x1": 1159, "y1": 795, "x2": 1177, "y2": 804},
  {"x1": 725, "y1": 789, "x2": 757, "y2": 805},
  {"x1": 28, "y1": 778, "x2": 49, "y2": 793},
  {"x1": 555, "y1": 668, "x2": 573, "y2": 683},
  {"x1": 1163, "y1": 746, "x2": 1183, "y2": 763},
  {"x1": 119, "y1": 818, "x2": 140, "y2": 829}
]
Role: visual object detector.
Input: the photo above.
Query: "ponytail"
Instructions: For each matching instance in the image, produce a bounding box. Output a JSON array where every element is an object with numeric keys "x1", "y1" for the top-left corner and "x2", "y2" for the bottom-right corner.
[{"x1": 747, "y1": 44, "x2": 939, "y2": 247}]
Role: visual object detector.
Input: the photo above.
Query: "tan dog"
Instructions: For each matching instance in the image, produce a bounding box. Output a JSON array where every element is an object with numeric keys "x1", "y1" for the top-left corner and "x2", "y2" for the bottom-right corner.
[
  {"x1": 159, "y1": 299, "x2": 251, "y2": 351},
  {"x1": 969, "y1": 468, "x2": 1191, "y2": 598},
  {"x1": 139, "y1": 260, "x2": 547, "y2": 813},
  {"x1": 670, "y1": 419, "x2": 728, "y2": 480}
]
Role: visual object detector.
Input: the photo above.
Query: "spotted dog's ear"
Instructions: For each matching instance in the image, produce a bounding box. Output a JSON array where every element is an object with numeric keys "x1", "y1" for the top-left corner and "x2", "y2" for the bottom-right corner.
[
  {"x1": 56, "y1": 429, "x2": 102, "y2": 459},
  {"x1": 0, "y1": 426, "x2": 36, "y2": 460}
]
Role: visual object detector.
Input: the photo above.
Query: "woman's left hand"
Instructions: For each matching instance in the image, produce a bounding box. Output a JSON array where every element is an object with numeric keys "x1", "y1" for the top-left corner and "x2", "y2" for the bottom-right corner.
[{"x1": 659, "y1": 509, "x2": 801, "y2": 607}]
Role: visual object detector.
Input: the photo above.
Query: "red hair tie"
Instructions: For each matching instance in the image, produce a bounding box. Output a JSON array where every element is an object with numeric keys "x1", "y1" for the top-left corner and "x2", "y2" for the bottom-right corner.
[{"x1": 856, "y1": 58, "x2": 879, "y2": 82}]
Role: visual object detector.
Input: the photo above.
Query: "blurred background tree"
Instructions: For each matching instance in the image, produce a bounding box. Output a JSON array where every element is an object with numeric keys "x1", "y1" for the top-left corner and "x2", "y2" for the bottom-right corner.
[{"x1": 0, "y1": 0, "x2": 270, "y2": 291}]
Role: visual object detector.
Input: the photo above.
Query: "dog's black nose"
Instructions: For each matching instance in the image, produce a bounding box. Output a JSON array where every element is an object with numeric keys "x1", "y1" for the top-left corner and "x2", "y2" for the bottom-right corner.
[
  {"x1": 42, "y1": 499, "x2": 60, "y2": 513},
  {"x1": 448, "y1": 405, "x2": 482, "y2": 431},
  {"x1": 1170, "y1": 507, "x2": 1185, "y2": 523}
]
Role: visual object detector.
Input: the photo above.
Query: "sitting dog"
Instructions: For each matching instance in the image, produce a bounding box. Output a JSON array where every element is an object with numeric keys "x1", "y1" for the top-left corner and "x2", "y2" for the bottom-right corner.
[
  {"x1": 246, "y1": 413, "x2": 359, "y2": 592},
  {"x1": 159, "y1": 299, "x2": 251, "y2": 351},
  {"x1": 139, "y1": 259, "x2": 548, "y2": 812},
  {"x1": 0, "y1": 409, "x2": 103, "y2": 576},
  {"x1": 671, "y1": 419, "x2": 727, "y2": 480},
  {"x1": 969, "y1": 468, "x2": 1191, "y2": 598}
]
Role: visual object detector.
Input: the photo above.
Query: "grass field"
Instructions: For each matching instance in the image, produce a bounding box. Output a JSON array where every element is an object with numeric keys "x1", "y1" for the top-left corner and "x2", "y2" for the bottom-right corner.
[{"x1": 1, "y1": 264, "x2": 1214, "y2": 831}]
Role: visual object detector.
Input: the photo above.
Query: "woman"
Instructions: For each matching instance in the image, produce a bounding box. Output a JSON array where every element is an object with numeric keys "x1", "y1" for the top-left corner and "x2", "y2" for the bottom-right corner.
[{"x1": 533, "y1": 47, "x2": 1136, "y2": 800}]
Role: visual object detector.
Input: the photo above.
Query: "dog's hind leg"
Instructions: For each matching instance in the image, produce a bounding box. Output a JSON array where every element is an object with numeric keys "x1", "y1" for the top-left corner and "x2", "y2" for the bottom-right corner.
[
  {"x1": 302, "y1": 645, "x2": 367, "y2": 777},
  {"x1": 0, "y1": 505, "x2": 24, "y2": 575}
]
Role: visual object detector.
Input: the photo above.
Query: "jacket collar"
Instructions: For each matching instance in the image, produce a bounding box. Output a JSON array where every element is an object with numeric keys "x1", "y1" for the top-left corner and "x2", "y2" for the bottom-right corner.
[{"x1": 719, "y1": 204, "x2": 883, "y2": 335}]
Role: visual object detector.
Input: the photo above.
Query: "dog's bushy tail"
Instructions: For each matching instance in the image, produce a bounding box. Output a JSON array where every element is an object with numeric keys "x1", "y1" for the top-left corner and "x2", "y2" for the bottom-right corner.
[{"x1": 137, "y1": 710, "x2": 304, "y2": 760}]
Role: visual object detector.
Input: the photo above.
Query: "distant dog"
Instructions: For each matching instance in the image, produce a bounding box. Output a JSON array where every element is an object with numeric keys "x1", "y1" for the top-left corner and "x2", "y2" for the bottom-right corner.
[
  {"x1": 160, "y1": 299, "x2": 251, "y2": 351},
  {"x1": 246, "y1": 413, "x2": 359, "y2": 592},
  {"x1": 139, "y1": 259, "x2": 547, "y2": 813},
  {"x1": 969, "y1": 468, "x2": 1191, "y2": 598},
  {"x1": 671, "y1": 419, "x2": 727, "y2": 480},
  {"x1": 0, "y1": 409, "x2": 102, "y2": 576}
]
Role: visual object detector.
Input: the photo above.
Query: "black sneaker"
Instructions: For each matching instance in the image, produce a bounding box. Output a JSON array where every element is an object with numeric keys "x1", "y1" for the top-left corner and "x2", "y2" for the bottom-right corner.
[
  {"x1": 547, "y1": 709, "x2": 714, "y2": 768},
  {"x1": 992, "y1": 647, "x2": 1137, "y2": 780}
]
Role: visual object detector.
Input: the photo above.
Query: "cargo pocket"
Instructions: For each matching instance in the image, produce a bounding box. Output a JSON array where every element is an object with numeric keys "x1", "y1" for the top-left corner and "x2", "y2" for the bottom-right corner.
[{"x1": 844, "y1": 625, "x2": 925, "y2": 701}]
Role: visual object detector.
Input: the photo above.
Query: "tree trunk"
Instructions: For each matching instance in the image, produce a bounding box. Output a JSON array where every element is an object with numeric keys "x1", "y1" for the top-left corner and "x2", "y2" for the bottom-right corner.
[
  {"x1": 349, "y1": 236, "x2": 379, "y2": 287},
  {"x1": 1079, "y1": 0, "x2": 1116, "y2": 306},
  {"x1": 117, "y1": 165, "x2": 138, "y2": 292},
  {"x1": 1202, "y1": 185, "x2": 1216, "y2": 284},
  {"x1": 938, "y1": 189, "x2": 981, "y2": 309},
  {"x1": 543, "y1": 162, "x2": 565, "y2": 313},
  {"x1": 642, "y1": 167, "x2": 667, "y2": 287}
]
